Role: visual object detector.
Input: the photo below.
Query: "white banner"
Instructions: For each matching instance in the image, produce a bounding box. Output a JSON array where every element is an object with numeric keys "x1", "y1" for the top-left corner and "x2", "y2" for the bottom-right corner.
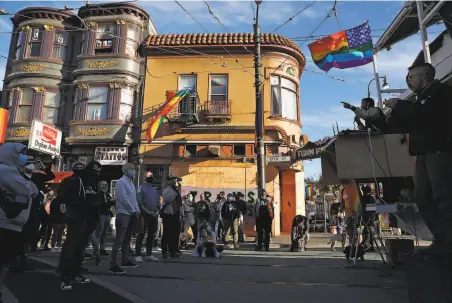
[
  {"x1": 94, "y1": 147, "x2": 128, "y2": 166},
  {"x1": 28, "y1": 120, "x2": 62, "y2": 156}
]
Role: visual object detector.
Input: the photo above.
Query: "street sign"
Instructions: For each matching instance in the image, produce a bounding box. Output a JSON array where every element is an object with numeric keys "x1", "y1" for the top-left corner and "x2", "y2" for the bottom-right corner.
[
  {"x1": 28, "y1": 120, "x2": 62, "y2": 156},
  {"x1": 265, "y1": 156, "x2": 291, "y2": 163}
]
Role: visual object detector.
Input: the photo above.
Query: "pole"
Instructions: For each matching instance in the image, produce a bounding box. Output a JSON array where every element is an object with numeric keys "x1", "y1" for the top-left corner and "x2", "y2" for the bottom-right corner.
[
  {"x1": 323, "y1": 194, "x2": 327, "y2": 233},
  {"x1": 371, "y1": 52, "x2": 383, "y2": 109},
  {"x1": 416, "y1": 0, "x2": 432, "y2": 63},
  {"x1": 254, "y1": 2, "x2": 265, "y2": 194}
]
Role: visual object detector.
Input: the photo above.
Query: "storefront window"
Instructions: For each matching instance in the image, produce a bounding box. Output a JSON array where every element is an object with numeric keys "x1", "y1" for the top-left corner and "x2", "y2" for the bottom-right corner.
[
  {"x1": 52, "y1": 31, "x2": 69, "y2": 60},
  {"x1": 95, "y1": 24, "x2": 115, "y2": 55},
  {"x1": 87, "y1": 87, "x2": 108, "y2": 120},
  {"x1": 125, "y1": 24, "x2": 139, "y2": 57},
  {"x1": 119, "y1": 87, "x2": 133, "y2": 122},
  {"x1": 28, "y1": 28, "x2": 43, "y2": 57},
  {"x1": 209, "y1": 75, "x2": 228, "y2": 101},
  {"x1": 271, "y1": 75, "x2": 298, "y2": 121},
  {"x1": 43, "y1": 91, "x2": 60, "y2": 124}
]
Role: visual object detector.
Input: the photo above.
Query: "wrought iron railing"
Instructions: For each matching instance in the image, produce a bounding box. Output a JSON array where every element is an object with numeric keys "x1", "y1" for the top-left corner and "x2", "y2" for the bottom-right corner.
[{"x1": 204, "y1": 101, "x2": 231, "y2": 116}]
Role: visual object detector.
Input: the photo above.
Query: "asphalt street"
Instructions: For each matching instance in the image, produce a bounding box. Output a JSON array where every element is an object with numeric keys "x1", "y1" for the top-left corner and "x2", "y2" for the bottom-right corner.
[{"x1": 4, "y1": 246, "x2": 410, "y2": 303}]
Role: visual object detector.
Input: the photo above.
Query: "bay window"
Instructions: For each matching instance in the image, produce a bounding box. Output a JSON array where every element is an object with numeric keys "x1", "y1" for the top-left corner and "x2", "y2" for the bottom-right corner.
[
  {"x1": 43, "y1": 91, "x2": 60, "y2": 124},
  {"x1": 87, "y1": 87, "x2": 108, "y2": 120},
  {"x1": 119, "y1": 87, "x2": 133, "y2": 122},
  {"x1": 209, "y1": 75, "x2": 228, "y2": 101},
  {"x1": 28, "y1": 28, "x2": 43, "y2": 57},
  {"x1": 52, "y1": 31, "x2": 69, "y2": 60},
  {"x1": 271, "y1": 75, "x2": 298, "y2": 121},
  {"x1": 17, "y1": 90, "x2": 32, "y2": 122},
  {"x1": 95, "y1": 24, "x2": 115, "y2": 55},
  {"x1": 15, "y1": 31, "x2": 25, "y2": 59},
  {"x1": 125, "y1": 24, "x2": 139, "y2": 57}
]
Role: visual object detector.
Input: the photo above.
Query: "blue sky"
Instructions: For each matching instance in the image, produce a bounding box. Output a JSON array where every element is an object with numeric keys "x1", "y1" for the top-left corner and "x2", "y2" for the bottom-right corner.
[{"x1": 0, "y1": 1, "x2": 445, "y2": 179}]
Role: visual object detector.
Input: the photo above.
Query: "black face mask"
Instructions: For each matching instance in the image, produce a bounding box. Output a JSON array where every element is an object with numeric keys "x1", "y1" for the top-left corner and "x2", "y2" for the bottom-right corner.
[{"x1": 146, "y1": 177, "x2": 153, "y2": 183}]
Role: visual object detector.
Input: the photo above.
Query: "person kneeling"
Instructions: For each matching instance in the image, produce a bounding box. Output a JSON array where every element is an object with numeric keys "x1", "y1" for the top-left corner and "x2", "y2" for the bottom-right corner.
[{"x1": 194, "y1": 225, "x2": 219, "y2": 258}]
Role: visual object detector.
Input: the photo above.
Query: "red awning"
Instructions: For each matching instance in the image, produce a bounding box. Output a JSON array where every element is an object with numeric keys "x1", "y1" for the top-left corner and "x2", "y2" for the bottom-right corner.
[{"x1": 48, "y1": 171, "x2": 73, "y2": 184}]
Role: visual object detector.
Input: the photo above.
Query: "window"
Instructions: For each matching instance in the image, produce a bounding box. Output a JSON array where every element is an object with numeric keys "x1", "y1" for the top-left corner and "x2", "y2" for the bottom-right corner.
[
  {"x1": 6, "y1": 92, "x2": 13, "y2": 124},
  {"x1": 17, "y1": 92, "x2": 32, "y2": 122},
  {"x1": 52, "y1": 31, "x2": 69, "y2": 60},
  {"x1": 87, "y1": 87, "x2": 108, "y2": 120},
  {"x1": 179, "y1": 75, "x2": 197, "y2": 91},
  {"x1": 209, "y1": 75, "x2": 228, "y2": 101},
  {"x1": 126, "y1": 24, "x2": 139, "y2": 57},
  {"x1": 119, "y1": 87, "x2": 133, "y2": 122},
  {"x1": 95, "y1": 24, "x2": 115, "y2": 54},
  {"x1": 233, "y1": 145, "x2": 246, "y2": 156},
  {"x1": 271, "y1": 75, "x2": 298, "y2": 121},
  {"x1": 15, "y1": 31, "x2": 25, "y2": 59},
  {"x1": 43, "y1": 91, "x2": 60, "y2": 124},
  {"x1": 185, "y1": 145, "x2": 197, "y2": 156},
  {"x1": 28, "y1": 28, "x2": 43, "y2": 57}
]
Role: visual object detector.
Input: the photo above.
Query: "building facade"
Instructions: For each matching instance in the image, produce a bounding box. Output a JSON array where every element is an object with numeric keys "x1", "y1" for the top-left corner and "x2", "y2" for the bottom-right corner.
[
  {"x1": 142, "y1": 33, "x2": 307, "y2": 235},
  {"x1": 1, "y1": 3, "x2": 155, "y2": 183}
]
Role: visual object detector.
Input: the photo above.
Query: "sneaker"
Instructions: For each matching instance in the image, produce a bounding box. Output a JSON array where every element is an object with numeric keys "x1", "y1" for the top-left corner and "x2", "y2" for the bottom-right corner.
[
  {"x1": 100, "y1": 249, "x2": 109, "y2": 256},
  {"x1": 84, "y1": 252, "x2": 92, "y2": 260},
  {"x1": 172, "y1": 252, "x2": 182, "y2": 259},
  {"x1": 72, "y1": 275, "x2": 90, "y2": 284},
  {"x1": 233, "y1": 243, "x2": 239, "y2": 249},
  {"x1": 60, "y1": 278, "x2": 72, "y2": 291},
  {"x1": 121, "y1": 261, "x2": 138, "y2": 268},
  {"x1": 162, "y1": 253, "x2": 170, "y2": 259},
  {"x1": 109, "y1": 264, "x2": 126, "y2": 275},
  {"x1": 134, "y1": 256, "x2": 143, "y2": 263},
  {"x1": 95, "y1": 256, "x2": 102, "y2": 266},
  {"x1": 146, "y1": 255, "x2": 159, "y2": 262}
]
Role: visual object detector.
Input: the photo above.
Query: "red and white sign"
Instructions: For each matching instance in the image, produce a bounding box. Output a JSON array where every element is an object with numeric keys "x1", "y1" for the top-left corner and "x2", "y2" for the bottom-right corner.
[{"x1": 28, "y1": 120, "x2": 62, "y2": 156}]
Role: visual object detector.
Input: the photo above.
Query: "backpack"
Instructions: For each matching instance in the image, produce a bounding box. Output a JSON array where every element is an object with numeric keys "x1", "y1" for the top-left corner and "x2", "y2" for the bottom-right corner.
[{"x1": 223, "y1": 202, "x2": 237, "y2": 220}]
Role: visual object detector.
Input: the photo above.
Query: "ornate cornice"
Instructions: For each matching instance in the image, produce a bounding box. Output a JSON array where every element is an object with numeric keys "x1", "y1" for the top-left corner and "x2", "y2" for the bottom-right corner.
[
  {"x1": 76, "y1": 127, "x2": 112, "y2": 136},
  {"x1": 7, "y1": 128, "x2": 31, "y2": 137},
  {"x1": 78, "y1": 3, "x2": 149, "y2": 21},
  {"x1": 18, "y1": 63, "x2": 47, "y2": 72},
  {"x1": 86, "y1": 60, "x2": 118, "y2": 69},
  {"x1": 12, "y1": 8, "x2": 79, "y2": 26},
  {"x1": 32, "y1": 87, "x2": 44, "y2": 92},
  {"x1": 116, "y1": 19, "x2": 126, "y2": 24},
  {"x1": 44, "y1": 24, "x2": 54, "y2": 30}
]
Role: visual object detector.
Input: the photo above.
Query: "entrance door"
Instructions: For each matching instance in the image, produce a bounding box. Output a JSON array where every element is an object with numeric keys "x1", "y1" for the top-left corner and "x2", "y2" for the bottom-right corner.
[{"x1": 281, "y1": 171, "x2": 296, "y2": 233}]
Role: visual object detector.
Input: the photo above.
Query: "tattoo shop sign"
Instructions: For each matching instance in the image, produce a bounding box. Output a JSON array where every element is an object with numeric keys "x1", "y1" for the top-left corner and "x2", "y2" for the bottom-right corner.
[
  {"x1": 28, "y1": 120, "x2": 62, "y2": 156},
  {"x1": 94, "y1": 147, "x2": 128, "y2": 166},
  {"x1": 295, "y1": 136, "x2": 336, "y2": 161}
]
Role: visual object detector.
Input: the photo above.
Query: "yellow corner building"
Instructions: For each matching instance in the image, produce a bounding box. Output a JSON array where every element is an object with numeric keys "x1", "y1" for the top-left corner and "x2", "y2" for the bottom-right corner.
[{"x1": 141, "y1": 33, "x2": 307, "y2": 236}]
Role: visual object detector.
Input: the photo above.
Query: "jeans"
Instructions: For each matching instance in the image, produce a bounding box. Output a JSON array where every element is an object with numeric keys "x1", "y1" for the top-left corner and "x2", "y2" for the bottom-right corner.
[
  {"x1": 415, "y1": 152, "x2": 452, "y2": 242},
  {"x1": 110, "y1": 214, "x2": 135, "y2": 265},
  {"x1": 136, "y1": 214, "x2": 159, "y2": 256},
  {"x1": 50, "y1": 223, "x2": 65, "y2": 248},
  {"x1": 161, "y1": 214, "x2": 181, "y2": 256},
  {"x1": 59, "y1": 219, "x2": 87, "y2": 278},
  {"x1": 256, "y1": 218, "x2": 272, "y2": 249},
  {"x1": 96, "y1": 215, "x2": 112, "y2": 250},
  {"x1": 214, "y1": 218, "x2": 224, "y2": 240}
]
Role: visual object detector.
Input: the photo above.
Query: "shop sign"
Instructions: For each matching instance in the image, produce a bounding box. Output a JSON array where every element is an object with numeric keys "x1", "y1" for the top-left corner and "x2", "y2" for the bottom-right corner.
[
  {"x1": 94, "y1": 146, "x2": 128, "y2": 165},
  {"x1": 295, "y1": 136, "x2": 336, "y2": 161},
  {"x1": 266, "y1": 156, "x2": 291, "y2": 163},
  {"x1": 28, "y1": 120, "x2": 62, "y2": 156}
]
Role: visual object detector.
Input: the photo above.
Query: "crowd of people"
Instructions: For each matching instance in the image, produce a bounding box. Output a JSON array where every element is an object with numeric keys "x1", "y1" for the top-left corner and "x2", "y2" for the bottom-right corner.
[{"x1": 0, "y1": 144, "x2": 279, "y2": 298}]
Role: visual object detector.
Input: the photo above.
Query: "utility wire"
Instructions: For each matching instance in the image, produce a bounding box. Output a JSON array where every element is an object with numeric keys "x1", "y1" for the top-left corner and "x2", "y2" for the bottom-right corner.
[{"x1": 271, "y1": 0, "x2": 317, "y2": 33}]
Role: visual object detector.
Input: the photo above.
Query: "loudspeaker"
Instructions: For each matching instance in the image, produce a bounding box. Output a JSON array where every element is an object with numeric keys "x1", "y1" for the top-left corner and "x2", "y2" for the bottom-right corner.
[{"x1": 385, "y1": 239, "x2": 414, "y2": 265}]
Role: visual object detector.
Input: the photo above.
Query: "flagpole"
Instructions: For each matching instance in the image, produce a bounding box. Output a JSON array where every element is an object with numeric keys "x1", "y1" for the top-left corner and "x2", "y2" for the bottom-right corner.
[{"x1": 371, "y1": 51, "x2": 383, "y2": 109}]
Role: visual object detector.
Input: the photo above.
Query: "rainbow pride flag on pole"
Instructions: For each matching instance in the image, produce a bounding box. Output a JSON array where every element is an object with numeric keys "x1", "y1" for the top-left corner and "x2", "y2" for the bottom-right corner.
[
  {"x1": 146, "y1": 89, "x2": 191, "y2": 142},
  {"x1": 308, "y1": 22, "x2": 373, "y2": 72}
]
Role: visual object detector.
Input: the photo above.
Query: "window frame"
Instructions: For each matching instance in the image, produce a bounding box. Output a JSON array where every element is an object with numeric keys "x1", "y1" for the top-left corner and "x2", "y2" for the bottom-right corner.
[
  {"x1": 209, "y1": 74, "x2": 229, "y2": 102},
  {"x1": 52, "y1": 30, "x2": 69, "y2": 61},
  {"x1": 16, "y1": 89, "x2": 32, "y2": 123},
  {"x1": 27, "y1": 27, "x2": 43, "y2": 58},
  {"x1": 94, "y1": 23, "x2": 115, "y2": 55},
  {"x1": 15, "y1": 31, "x2": 26, "y2": 60},
  {"x1": 86, "y1": 86, "x2": 109, "y2": 121},
  {"x1": 118, "y1": 86, "x2": 134, "y2": 123},
  {"x1": 178, "y1": 74, "x2": 197, "y2": 92},
  {"x1": 42, "y1": 89, "x2": 61, "y2": 125},
  {"x1": 270, "y1": 75, "x2": 299, "y2": 122},
  {"x1": 125, "y1": 23, "x2": 140, "y2": 57}
]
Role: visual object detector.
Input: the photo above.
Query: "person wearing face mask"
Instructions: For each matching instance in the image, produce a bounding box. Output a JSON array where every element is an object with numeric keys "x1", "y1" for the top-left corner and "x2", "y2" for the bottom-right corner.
[
  {"x1": 161, "y1": 176, "x2": 184, "y2": 259},
  {"x1": 0, "y1": 143, "x2": 38, "y2": 301},
  {"x1": 221, "y1": 193, "x2": 240, "y2": 248},
  {"x1": 109, "y1": 163, "x2": 140, "y2": 275},
  {"x1": 181, "y1": 193, "x2": 196, "y2": 241},
  {"x1": 96, "y1": 181, "x2": 115, "y2": 257},
  {"x1": 135, "y1": 172, "x2": 160, "y2": 263},
  {"x1": 342, "y1": 98, "x2": 389, "y2": 134},
  {"x1": 196, "y1": 194, "x2": 211, "y2": 236},
  {"x1": 58, "y1": 161, "x2": 102, "y2": 291},
  {"x1": 211, "y1": 192, "x2": 226, "y2": 240},
  {"x1": 384, "y1": 63, "x2": 452, "y2": 259},
  {"x1": 254, "y1": 189, "x2": 274, "y2": 251}
]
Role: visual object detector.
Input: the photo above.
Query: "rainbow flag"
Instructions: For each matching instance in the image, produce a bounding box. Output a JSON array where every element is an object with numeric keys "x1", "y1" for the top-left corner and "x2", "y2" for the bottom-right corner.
[
  {"x1": 0, "y1": 108, "x2": 8, "y2": 144},
  {"x1": 308, "y1": 22, "x2": 373, "y2": 72},
  {"x1": 146, "y1": 89, "x2": 191, "y2": 142}
]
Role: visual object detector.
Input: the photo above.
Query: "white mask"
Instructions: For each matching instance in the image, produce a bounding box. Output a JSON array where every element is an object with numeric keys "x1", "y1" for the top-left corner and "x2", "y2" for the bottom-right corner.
[{"x1": 127, "y1": 170, "x2": 136, "y2": 179}]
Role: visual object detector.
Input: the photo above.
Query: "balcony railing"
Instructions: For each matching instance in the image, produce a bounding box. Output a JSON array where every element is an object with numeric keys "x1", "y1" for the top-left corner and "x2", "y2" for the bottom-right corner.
[{"x1": 204, "y1": 101, "x2": 231, "y2": 117}]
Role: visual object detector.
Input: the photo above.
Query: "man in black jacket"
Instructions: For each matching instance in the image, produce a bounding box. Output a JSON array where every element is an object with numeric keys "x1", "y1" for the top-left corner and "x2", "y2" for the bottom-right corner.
[
  {"x1": 385, "y1": 62, "x2": 452, "y2": 258},
  {"x1": 58, "y1": 161, "x2": 102, "y2": 291},
  {"x1": 342, "y1": 98, "x2": 389, "y2": 134}
]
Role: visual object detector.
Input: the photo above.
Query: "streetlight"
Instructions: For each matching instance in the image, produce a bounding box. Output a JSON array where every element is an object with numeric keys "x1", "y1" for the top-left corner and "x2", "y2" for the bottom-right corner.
[
  {"x1": 254, "y1": 0, "x2": 265, "y2": 195},
  {"x1": 367, "y1": 76, "x2": 389, "y2": 98}
]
